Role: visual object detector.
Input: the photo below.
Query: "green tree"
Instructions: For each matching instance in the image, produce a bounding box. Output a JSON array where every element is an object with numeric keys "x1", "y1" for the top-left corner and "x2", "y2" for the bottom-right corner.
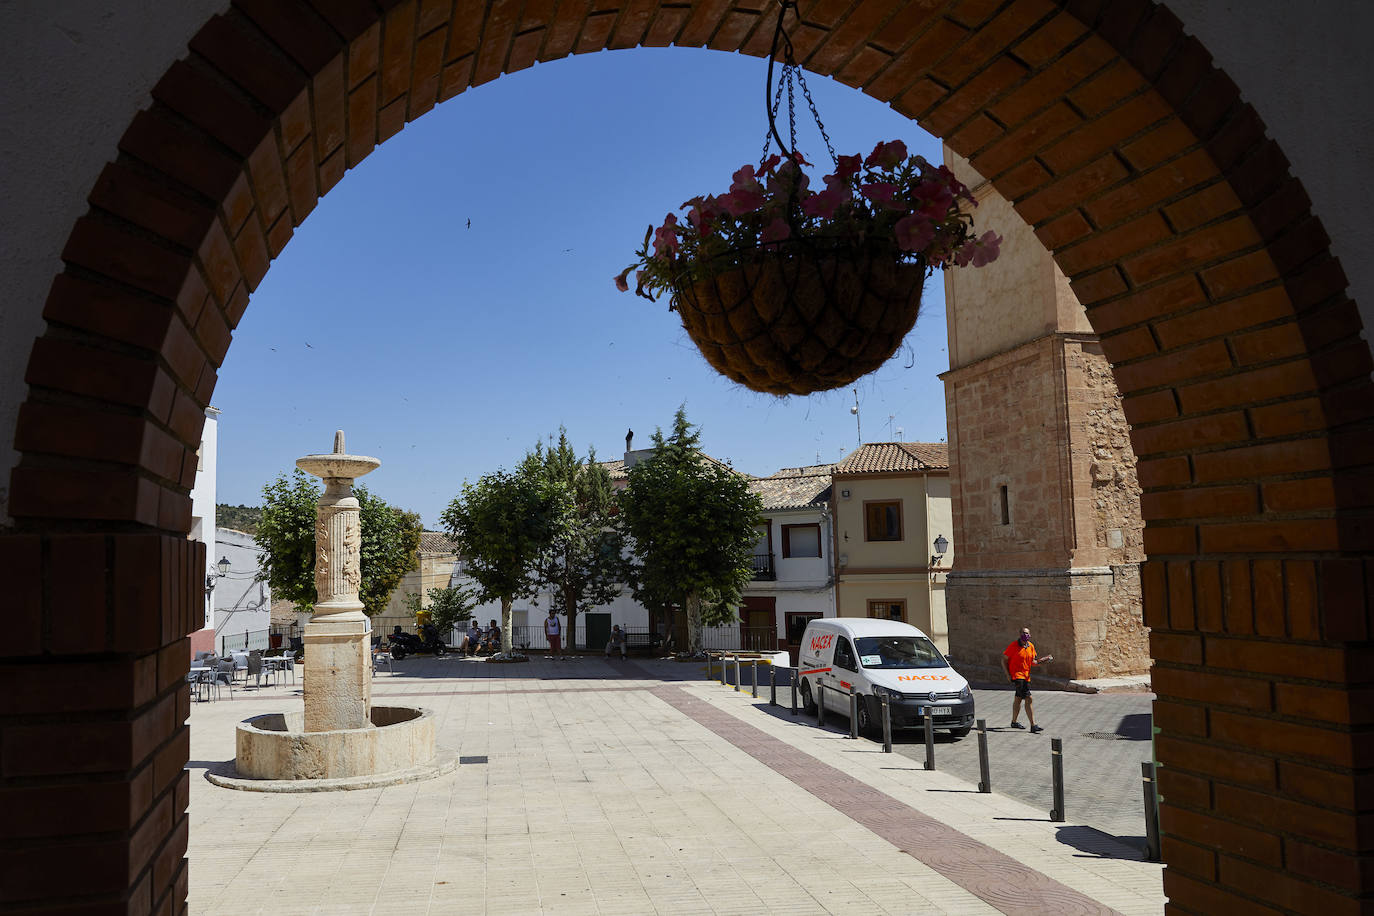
[
  {"x1": 254, "y1": 469, "x2": 423, "y2": 616},
  {"x1": 420, "y1": 584, "x2": 479, "y2": 637},
  {"x1": 440, "y1": 462, "x2": 568, "y2": 657},
  {"x1": 528, "y1": 429, "x2": 626, "y2": 647},
  {"x1": 357, "y1": 489, "x2": 423, "y2": 616},
  {"x1": 619, "y1": 407, "x2": 764, "y2": 654}
]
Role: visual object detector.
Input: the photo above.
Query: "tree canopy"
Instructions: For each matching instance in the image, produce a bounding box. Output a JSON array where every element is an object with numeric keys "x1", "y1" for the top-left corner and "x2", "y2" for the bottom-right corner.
[
  {"x1": 254, "y1": 468, "x2": 423, "y2": 616},
  {"x1": 619, "y1": 407, "x2": 763, "y2": 653},
  {"x1": 527, "y1": 429, "x2": 626, "y2": 640},
  {"x1": 440, "y1": 461, "x2": 568, "y2": 657}
]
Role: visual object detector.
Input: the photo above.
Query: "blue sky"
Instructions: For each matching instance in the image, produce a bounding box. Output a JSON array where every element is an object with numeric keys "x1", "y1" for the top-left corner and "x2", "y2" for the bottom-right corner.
[{"x1": 214, "y1": 47, "x2": 959, "y2": 528}]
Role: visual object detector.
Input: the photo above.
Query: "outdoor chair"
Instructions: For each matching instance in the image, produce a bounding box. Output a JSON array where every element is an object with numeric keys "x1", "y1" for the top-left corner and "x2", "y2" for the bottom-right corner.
[
  {"x1": 209, "y1": 659, "x2": 235, "y2": 700},
  {"x1": 276, "y1": 653, "x2": 296, "y2": 685},
  {"x1": 246, "y1": 651, "x2": 273, "y2": 688}
]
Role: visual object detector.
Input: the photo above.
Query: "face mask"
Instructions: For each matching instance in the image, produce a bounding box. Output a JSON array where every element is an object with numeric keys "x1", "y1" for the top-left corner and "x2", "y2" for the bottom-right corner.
[{"x1": 1019, "y1": 635, "x2": 1030, "y2": 645}]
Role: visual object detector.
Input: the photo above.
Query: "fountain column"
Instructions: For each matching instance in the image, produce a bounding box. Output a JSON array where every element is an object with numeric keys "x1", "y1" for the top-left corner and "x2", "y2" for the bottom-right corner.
[{"x1": 297, "y1": 431, "x2": 380, "y2": 732}]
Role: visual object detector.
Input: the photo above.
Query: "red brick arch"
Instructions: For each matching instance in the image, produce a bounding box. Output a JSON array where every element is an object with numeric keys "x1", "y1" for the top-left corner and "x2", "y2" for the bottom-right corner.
[{"x1": 5, "y1": 1, "x2": 1370, "y2": 913}]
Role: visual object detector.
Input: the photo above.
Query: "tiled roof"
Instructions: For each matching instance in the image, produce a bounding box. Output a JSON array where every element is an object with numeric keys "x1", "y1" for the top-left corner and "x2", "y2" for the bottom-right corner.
[
  {"x1": 834, "y1": 442, "x2": 949, "y2": 474},
  {"x1": 597, "y1": 452, "x2": 737, "y2": 480},
  {"x1": 598, "y1": 458, "x2": 627, "y2": 480},
  {"x1": 419, "y1": 531, "x2": 458, "y2": 554},
  {"x1": 750, "y1": 464, "x2": 835, "y2": 510}
]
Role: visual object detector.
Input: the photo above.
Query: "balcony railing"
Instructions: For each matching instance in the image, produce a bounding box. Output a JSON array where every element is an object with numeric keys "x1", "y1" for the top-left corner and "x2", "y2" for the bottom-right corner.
[{"x1": 750, "y1": 552, "x2": 775, "y2": 580}]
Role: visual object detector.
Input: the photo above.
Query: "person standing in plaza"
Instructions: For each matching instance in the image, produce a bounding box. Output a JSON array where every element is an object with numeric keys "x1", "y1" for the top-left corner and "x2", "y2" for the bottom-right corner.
[
  {"x1": 544, "y1": 609, "x2": 563, "y2": 659},
  {"x1": 1004, "y1": 626, "x2": 1049, "y2": 733}
]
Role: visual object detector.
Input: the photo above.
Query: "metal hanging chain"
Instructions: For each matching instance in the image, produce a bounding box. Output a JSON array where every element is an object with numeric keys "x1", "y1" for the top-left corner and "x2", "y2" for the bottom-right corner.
[{"x1": 762, "y1": 0, "x2": 837, "y2": 168}]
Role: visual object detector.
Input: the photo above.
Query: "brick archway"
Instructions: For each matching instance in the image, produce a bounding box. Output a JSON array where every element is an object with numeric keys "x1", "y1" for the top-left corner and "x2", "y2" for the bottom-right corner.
[{"x1": 6, "y1": 2, "x2": 1369, "y2": 912}]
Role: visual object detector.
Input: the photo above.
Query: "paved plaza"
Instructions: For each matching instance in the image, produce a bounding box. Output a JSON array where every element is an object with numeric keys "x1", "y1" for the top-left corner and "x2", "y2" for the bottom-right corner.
[{"x1": 186, "y1": 655, "x2": 1164, "y2": 915}]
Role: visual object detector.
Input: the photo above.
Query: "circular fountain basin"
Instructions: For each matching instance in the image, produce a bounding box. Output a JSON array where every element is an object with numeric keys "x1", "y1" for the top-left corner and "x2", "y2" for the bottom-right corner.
[
  {"x1": 206, "y1": 705, "x2": 456, "y2": 792},
  {"x1": 295, "y1": 453, "x2": 381, "y2": 480}
]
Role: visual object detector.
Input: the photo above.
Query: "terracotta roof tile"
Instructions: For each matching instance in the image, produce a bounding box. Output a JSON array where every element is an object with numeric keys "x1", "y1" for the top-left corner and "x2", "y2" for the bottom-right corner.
[
  {"x1": 834, "y1": 442, "x2": 949, "y2": 474},
  {"x1": 419, "y1": 531, "x2": 458, "y2": 554},
  {"x1": 750, "y1": 464, "x2": 835, "y2": 510}
]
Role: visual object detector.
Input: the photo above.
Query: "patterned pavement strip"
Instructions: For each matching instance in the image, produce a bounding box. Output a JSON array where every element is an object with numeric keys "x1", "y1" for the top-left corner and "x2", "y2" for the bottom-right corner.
[{"x1": 647, "y1": 683, "x2": 1122, "y2": 916}]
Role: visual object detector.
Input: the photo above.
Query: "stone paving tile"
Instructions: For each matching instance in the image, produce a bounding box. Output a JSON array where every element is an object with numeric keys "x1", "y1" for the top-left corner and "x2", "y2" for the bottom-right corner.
[{"x1": 185, "y1": 654, "x2": 1161, "y2": 915}]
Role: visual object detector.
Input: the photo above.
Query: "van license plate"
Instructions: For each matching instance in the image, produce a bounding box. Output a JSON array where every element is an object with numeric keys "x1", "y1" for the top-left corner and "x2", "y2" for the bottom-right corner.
[{"x1": 928, "y1": 707, "x2": 952, "y2": 716}]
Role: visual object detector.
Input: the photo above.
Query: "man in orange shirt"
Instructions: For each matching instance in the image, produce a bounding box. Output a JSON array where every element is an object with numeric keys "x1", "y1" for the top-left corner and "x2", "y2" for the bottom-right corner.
[{"x1": 1003, "y1": 626, "x2": 1048, "y2": 733}]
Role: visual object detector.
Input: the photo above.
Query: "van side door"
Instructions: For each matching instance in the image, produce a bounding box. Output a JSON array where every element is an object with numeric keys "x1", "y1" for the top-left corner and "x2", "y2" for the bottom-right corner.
[{"x1": 831, "y1": 637, "x2": 859, "y2": 712}]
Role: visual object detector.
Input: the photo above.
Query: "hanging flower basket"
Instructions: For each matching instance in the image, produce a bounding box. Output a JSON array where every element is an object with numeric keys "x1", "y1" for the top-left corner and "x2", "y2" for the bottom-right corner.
[
  {"x1": 614, "y1": 2, "x2": 1001, "y2": 396},
  {"x1": 616, "y1": 143, "x2": 1001, "y2": 395},
  {"x1": 673, "y1": 240, "x2": 926, "y2": 395}
]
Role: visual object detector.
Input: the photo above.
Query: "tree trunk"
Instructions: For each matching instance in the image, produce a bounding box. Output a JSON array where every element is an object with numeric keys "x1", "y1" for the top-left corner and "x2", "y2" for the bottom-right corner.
[
  {"x1": 686, "y1": 591, "x2": 703, "y2": 655},
  {"x1": 564, "y1": 582, "x2": 576, "y2": 653},
  {"x1": 501, "y1": 596, "x2": 514, "y2": 657}
]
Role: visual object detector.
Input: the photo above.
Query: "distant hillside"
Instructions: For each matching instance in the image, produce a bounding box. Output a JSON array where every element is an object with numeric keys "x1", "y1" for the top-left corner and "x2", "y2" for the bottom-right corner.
[{"x1": 217, "y1": 504, "x2": 262, "y2": 534}]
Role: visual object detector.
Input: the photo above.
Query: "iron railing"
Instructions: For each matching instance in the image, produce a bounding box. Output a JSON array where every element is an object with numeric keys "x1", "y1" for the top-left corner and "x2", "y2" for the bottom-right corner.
[{"x1": 750, "y1": 553, "x2": 775, "y2": 580}]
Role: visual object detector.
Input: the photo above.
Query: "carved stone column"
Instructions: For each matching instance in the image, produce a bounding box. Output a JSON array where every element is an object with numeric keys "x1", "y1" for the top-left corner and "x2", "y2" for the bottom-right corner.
[{"x1": 296, "y1": 431, "x2": 380, "y2": 732}]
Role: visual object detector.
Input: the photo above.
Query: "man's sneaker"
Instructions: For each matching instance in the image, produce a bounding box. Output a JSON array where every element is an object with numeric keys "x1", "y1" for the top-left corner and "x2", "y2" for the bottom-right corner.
[
  {"x1": 1030, "y1": 725, "x2": 1044, "y2": 734},
  {"x1": 1009, "y1": 721, "x2": 1026, "y2": 729}
]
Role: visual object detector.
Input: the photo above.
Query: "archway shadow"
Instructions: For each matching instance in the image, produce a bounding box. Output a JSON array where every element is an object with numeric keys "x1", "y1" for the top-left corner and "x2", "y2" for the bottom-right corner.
[{"x1": 1054, "y1": 825, "x2": 1149, "y2": 862}]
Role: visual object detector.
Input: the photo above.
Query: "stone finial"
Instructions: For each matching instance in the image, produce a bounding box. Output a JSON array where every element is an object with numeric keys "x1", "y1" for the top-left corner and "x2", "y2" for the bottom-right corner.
[{"x1": 334, "y1": 430, "x2": 345, "y2": 454}]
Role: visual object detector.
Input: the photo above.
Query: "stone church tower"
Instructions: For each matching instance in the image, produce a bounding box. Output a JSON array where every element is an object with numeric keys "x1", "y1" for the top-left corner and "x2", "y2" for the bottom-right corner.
[{"x1": 940, "y1": 149, "x2": 1149, "y2": 681}]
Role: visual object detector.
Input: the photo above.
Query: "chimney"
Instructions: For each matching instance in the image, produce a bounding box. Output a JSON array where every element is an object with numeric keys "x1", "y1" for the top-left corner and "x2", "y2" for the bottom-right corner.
[{"x1": 625, "y1": 428, "x2": 634, "y2": 455}]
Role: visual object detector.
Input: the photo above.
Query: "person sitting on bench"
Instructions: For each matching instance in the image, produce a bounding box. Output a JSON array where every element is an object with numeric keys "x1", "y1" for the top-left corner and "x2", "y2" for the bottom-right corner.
[{"x1": 606, "y1": 624, "x2": 627, "y2": 659}]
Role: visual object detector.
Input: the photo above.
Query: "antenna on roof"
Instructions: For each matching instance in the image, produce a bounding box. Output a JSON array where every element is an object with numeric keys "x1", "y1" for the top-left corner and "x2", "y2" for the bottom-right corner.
[{"x1": 849, "y1": 388, "x2": 861, "y2": 445}]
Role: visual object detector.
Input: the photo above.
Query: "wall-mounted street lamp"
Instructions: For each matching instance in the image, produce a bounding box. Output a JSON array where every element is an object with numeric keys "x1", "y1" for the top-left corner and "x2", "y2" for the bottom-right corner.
[
  {"x1": 205, "y1": 555, "x2": 230, "y2": 591},
  {"x1": 930, "y1": 535, "x2": 949, "y2": 568}
]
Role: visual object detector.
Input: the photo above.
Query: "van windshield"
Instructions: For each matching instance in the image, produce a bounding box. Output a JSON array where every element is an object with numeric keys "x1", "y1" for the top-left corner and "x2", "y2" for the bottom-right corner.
[{"x1": 855, "y1": 636, "x2": 948, "y2": 669}]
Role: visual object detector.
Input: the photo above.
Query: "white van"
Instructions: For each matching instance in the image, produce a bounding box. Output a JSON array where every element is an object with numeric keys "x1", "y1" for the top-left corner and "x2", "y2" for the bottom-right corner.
[{"x1": 797, "y1": 618, "x2": 974, "y2": 738}]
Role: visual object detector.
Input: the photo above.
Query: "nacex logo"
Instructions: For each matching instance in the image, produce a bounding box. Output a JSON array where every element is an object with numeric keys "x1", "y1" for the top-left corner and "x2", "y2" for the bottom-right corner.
[
  {"x1": 809, "y1": 633, "x2": 835, "y2": 652},
  {"x1": 897, "y1": 674, "x2": 951, "y2": 681}
]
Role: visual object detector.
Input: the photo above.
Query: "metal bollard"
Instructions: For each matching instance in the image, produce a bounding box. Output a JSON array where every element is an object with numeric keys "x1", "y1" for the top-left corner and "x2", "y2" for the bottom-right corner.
[
  {"x1": 923, "y1": 709, "x2": 935, "y2": 770},
  {"x1": 733, "y1": 657, "x2": 741, "y2": 692},
  {"x1": 817, "y1": 682, "x2": 826, "y2": 727},
  {"x1": 1142, "y1": 762, "x2": 1161, "y2": 861},
  {"x1": 769, "y1": 666, "x2": 777, "y2": 706},
  {"x1": 718, "y1": 655, "x2": 727, "y2": 686},
  {"x1": 751, "y1": 660, "x2": 758, "y2": 698},
  {"x1": 881, "y1": 694, "x2": 892, "y2": 753},
  {"x1": 1050, "y1": 738, "x2": 1065, "y2": 822},
  {"x1": 849, "y1": 689, "x2": 859, "y2": 740},
  {"x1": 790, "y1": 670, "x2": 797, "y2": 715},
  {"x1": 976, "y1": 719, "x2": 991, "y2": 793}
]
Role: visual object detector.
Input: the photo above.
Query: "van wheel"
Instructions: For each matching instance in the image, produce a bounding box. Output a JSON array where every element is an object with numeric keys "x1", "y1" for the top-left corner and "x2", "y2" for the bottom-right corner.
[
  {"x1": 856, "y1": 695, "x2": 880, "y2": 739},
  {"x1": 949, "y1": 724, "x2": 972, "y2": 739},
  {"x1": 800, "y1": 680, "x2": 817, "y2": 715}
]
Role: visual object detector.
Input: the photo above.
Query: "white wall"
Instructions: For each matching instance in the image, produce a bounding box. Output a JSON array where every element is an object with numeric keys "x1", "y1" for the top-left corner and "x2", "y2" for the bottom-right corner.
[
  {"x1": 212, "y1": 527, "x2": 270, "y2": 641},
  {"x1": 188, "y1": 407, "x2": 219, "y2": 632}
]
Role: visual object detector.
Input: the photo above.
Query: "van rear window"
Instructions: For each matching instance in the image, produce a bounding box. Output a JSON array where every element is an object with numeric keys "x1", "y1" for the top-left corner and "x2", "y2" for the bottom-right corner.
[{"x1": 856, "y1": 636, "x2": 947, "y2": 669}]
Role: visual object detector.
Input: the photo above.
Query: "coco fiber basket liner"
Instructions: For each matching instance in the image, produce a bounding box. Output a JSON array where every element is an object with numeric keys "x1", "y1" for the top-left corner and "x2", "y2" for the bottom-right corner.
[{"x1": 672, "y1": 246, "x2": 926, "y2": 396}]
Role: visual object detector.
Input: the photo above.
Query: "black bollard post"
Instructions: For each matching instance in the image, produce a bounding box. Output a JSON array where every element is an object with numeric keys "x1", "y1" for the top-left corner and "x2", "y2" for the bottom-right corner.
[
  {"x1": 751, "y1": 660, "x2": 758, "y2": 698},
  {"x1": 849, "y1": 689, "x2": 859, "y2": 740},
  {"x1": 718, "y1": 654, "x2": 727, "y2": 686},
  {"x1": 817, "y1": 682, "x2": 826, "y2": 727},
  {"x1": 1050, "y1": 738, "x2": 1065, "y2": 822},
  {"x1": 881, "y1": 694, "x2": 892, "y2": 753},
  {"x1": 769, "y1": 665, "x2": 777, "y2": 706},
  {"x1": 733, "y1": 656, "x2": 741, "y2": 692},
  {"x1": 923, "y1": 709, "x2": 935, "y2": 771},
  {"x1": 1142, "y1": 762, "x2": 1161, "y2": 861},
  {"x1": 976, "y1": 719, "x2": 991, "y2": 793},
  {"x1": 790, "y1": 670, "x2": 797, "y2": 716}
]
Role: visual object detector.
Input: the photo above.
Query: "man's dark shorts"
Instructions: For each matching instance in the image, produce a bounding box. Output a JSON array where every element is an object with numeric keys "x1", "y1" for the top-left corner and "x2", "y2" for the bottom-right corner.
[{"x1": 1013, "y1": 678, "x2": 1032, "y2": 699}]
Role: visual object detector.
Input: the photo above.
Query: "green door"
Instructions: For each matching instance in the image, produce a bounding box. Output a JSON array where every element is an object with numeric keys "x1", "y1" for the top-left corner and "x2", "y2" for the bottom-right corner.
[{"x1": 585, "y1": 613, "x2": 611, "y2": 653}]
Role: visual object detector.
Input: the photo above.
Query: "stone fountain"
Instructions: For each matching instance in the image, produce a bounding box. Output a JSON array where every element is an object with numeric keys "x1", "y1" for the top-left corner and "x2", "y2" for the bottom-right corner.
[{"x1": 209, "y1": 432, "x2": 454, "y2": 791}]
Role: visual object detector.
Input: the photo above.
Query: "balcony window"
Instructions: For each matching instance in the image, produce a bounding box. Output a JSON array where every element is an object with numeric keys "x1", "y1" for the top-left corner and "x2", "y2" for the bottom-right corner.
[
  {"x1": 864, "y1": 500, "x2": 903, "y2": 541},
  {"x1": 867, "y1": 599, "x2": 906, "y2": 622},
  {"x1": 782, "y1": 523, "x2": 821, "y2": 558}
]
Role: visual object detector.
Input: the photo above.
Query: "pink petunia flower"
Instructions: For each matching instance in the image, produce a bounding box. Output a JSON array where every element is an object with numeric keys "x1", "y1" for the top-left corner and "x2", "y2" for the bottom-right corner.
[
  {"x1": 802, "y1": 187, "x2": 847, "y2": 219},
  {"x1": 760, "y1": 217, "x2": 791, "y2": 245},
  {"x1": 614, "y1": 268, "x2": 631, "y2": 292},
  {"x1": 860, "y1": 182, "x2": 898, "y2": 206},
  {"x1": 652, "y1": 214, "x2": 680, "y2": 258},
  {"x1": 719, "y1": 188, "x2": 767, "y2": 216},
  {"x1": 835, "y1": 154, "x2": 862, "y2": 178},
  {"x1": 955, "y1": 230, "x2": 1002, "y2": 267},
  {"x1": 865, "y1": 139, "x2": 908, "y2": 168},
  {"x1": 894, "y1": 214, "x2": 935, "y2": 253},
  {"x1": 913, "y1": 180, "x2": 955, "y2": 219},
  {"x1": 731, "y1": 164, "x2": 762, "y2": 194}
]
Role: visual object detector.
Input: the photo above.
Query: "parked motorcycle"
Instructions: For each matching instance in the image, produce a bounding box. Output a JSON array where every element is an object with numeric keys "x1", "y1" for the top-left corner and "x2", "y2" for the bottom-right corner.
[{"x1": 388, "y1": 626, "x2": 446, "y2": 660}]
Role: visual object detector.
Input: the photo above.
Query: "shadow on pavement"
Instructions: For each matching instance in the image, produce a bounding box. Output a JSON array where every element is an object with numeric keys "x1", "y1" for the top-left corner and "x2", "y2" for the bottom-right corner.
[{"x1": 1054, "y1": 824, "x2": 1147, "y2": 861}]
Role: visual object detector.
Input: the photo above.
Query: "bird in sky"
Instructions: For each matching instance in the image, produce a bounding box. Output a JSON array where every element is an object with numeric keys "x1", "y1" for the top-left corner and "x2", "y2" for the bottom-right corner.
[{"x1": 466, "y1": 218, "x2": 471, "y2": 229}]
